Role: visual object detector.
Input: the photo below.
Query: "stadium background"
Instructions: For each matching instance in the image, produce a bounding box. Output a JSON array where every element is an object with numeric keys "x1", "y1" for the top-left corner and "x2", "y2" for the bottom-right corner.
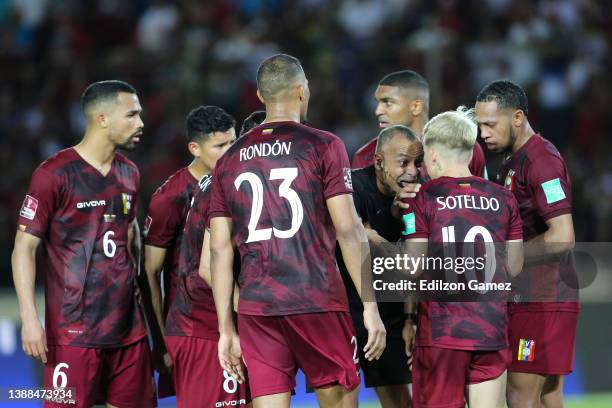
[{"x1": 0, "y1": 1, "x2": 610, "y2": 406}]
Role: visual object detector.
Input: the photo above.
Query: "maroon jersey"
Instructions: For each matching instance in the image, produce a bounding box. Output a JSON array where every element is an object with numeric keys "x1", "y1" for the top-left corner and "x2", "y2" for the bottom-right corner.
[
  {"x1": 497, "y1": 134, "x2": 578, "y2": 313},
  {"x1": 209, "y1": 121, "x2": 353, "y2": 316},
  {"x1": 351, "y1": 138, "x2": 377, "y2": 169},
  {"x1": 352, "y1": 137, "x2": 488, "y2": 179},
  {"x1": 165, "y1": 175, "x2": 218, "y2": 339},
  {"x1": 144, "y1": 167, "x2": 198, "y2": 320},
  {"x1": 402, "y1": 176, "x2": 522, "y2": 350},
  {"x1": 17, "y1": 148, "x2": 145, "y2": 347}
]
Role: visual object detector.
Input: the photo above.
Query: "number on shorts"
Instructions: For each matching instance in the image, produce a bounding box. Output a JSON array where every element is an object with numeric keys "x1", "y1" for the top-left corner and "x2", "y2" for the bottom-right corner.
[
  {"x1": 223, "y1": 369, "x2": 238, "y2": 394},
  {"x1": 351, "y1": 336, "x2": 359, "y2": 364},
  {"x1": 52, "y1": 363, "x2": 69, "y2": 388}
]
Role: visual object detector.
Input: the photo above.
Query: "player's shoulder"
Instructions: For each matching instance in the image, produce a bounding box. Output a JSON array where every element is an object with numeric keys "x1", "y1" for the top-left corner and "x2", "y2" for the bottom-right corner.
[
  {"x1": 524, "y1": 134, "x2": 564, "y2": 164},
  {"x1": 36, "y1": 147, "x2": 78, "y2": 174},
  {"x1": 152, "y1": 167, "x2": 193, "y2": 197},
  {"x1": 114, "y1": 152, "x2": 139, "y2": 171}
]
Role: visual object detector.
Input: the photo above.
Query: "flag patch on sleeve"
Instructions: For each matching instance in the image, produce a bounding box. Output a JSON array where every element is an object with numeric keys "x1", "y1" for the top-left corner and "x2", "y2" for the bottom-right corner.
[
  {"x1": 541, "y1": 178, "x2": 566, "y2": 204},
  {"x1": 518, "y1": 338, "x2": 536, "y2": 362},
  {"x1": 20, "y1": 195, "x2": 38, "y2": 220},
  {"x1": 402, "y1": 213, "x2": 416, "y2": 236}
]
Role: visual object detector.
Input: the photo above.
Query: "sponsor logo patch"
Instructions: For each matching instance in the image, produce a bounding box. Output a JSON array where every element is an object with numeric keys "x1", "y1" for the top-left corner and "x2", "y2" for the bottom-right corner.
[
  {"x1": 20, "y1": 195, "x2": 38, "y2": 220},
  {"x1": 541, "y1": 178, "x2": 566, "y2": 204},
  {"x1": 518, "y1": 338, "x2": 536, "y2": 362},
  {"x1": 401, "y1": 212, "x2": 416, "y2": 235},
  {"x1": 343, "y1": 168, "x2": 353, "y2": 189},
  {"x1": 76, "y1": 200, "x2": 106, "y2": 209}
]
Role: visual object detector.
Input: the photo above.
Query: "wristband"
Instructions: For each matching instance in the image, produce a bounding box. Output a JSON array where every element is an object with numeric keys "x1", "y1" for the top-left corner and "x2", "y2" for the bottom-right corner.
[{"x1": 404, "y1": 312, "x2": 417, "y2": 321}]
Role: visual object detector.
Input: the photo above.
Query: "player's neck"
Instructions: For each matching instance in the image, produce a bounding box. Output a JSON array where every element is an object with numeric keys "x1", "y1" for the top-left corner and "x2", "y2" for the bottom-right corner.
[
  {"x1": 262, "y1": 103, "x2": 301, "y2": 124},
  {"x1": 188, "y1": 159, "x2": 210, "y2": 181},
  {"x1": 411, "y1": 117, "x2": 426, "y2": 140},
  {"x1": 511, "y1": 123, "x2": 536, "y2": 154},
  {"x1": 74, "y1": 130, "x2": 117, "y2": 172},
  {"x1": 435, "y1": 164, "x2": 472, "y2": 179}
]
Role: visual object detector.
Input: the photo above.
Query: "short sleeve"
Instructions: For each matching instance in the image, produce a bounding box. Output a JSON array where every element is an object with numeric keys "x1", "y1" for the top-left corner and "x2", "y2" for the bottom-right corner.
[
  {"x1": 208, "y1": 164, "x2": 231, "y2": 219},
  {"x1": 350, "y1": 171, "x2": 368, "y2": 222},
  {"x1": 321, "y1": 137, "x2": 353, "y2": 199},
  {"x1": 507, "y1": 194, "x2": 523, "y2": 240},
  {"x1": 400, "y1": 195, "x2": 429, "y2": 240},
  {"x1": 17, "y1": 166, "x2": 59, "y2": 238},
  {"x1": 144, "y1": 187, "x2": 183, "y2": 248},
  {"x1": 527, "y1": 155, "x2": 572, "y2": 221}
]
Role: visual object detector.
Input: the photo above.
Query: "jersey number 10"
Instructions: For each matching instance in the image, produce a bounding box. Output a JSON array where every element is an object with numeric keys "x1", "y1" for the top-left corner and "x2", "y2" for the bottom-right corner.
[{"x1": 235, "y1": 168, "x2": 304, "y2": 243}]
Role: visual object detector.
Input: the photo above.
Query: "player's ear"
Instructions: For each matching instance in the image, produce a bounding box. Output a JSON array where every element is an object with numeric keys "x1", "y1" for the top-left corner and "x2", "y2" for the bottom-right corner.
[
  {"x1": 256, "y1": 90, "x2": 265, "y2": 104},
  {"x1": 97, "y1": 112, "x2": 108, "y2": 128},
  {"x1": 411, "y1": 99, "x2": 424, "y2": 116},
  {"x1": 187, "y1": 141, "x2": 201, "y2": 157},
  {"x1": 374, "y1": 152, "x2": 384, "y2": 170},
  {"x1": 513, "y1": 110, "x2": 524, "y2": 127},
  {"x1": 297, "y1": 84, "x2": 306, "y2": 101}
]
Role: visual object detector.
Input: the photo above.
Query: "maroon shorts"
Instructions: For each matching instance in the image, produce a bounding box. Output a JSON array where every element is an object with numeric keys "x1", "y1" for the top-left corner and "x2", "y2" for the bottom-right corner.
[
  {"x1": 166, "y1": 336, "x2": 250, "y2": 408},
  {"x1": 238, "y1": 312, "x2": 360, "y2": 399},
  {"x1": 508, "y1": 310, "x2": 578, "y2": 375},
  {"x1": 43, "y1": 338, "x2": 155, "y2": 408},
  {"x1": 412, "y1": 346, "x2": 509, "y2": 408}
]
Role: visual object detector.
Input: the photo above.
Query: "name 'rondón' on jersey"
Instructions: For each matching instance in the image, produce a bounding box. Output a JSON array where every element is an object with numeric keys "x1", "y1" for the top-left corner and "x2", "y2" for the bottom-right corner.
[{"x1": 209, "y1": 121, "x2": 353, "y2": 316}]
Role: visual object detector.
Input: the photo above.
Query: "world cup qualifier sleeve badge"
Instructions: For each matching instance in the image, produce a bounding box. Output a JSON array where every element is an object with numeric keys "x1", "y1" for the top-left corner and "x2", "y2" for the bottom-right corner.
[{"x1": 518, "y1": 338, "x2": 536, "y2": 362}]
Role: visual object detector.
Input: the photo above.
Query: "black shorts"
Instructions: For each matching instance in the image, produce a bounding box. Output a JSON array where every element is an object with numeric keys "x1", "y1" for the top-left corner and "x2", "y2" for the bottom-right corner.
[
  {"x1": 357, "y1": 334, "x2": 412, "y2": 387},
  {"x1": 348, "y1": 301, "x2": 412, "y2": 388}
]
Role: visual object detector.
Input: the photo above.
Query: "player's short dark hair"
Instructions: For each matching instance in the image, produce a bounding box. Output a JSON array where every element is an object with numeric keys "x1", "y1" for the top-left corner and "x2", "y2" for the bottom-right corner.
[
  {"x1": 240, "y1": 110, "x2": 266, "y2": 136},
  {"x1": 376, "y1": 125, "x2": 419, "y2": 153},
  {"x1": 379, "y1": 70, "x2": 429, "y2": 96},
  {"x1": 256, "y1": 54, "x2": 305, "y2": 100},
  {"x1": 81, "y1": 80, "x2": 137, "y2": 116},
  {"x1": 476, "y1": 80, "x2": 528, "y2": 115},
  {"x1": 186, "y1": 106, "x2": 236, "y2": 142}
]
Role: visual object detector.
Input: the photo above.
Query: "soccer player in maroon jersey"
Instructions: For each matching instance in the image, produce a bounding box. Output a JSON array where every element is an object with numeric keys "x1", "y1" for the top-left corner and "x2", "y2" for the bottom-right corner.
[
  {"x1": 11, "y1": 80, "x2": 154, "y2": 408},
  {"x1": 353, "y1": 70, "x2": 487, "y2": 179},
  {"x1": 475, "y1": 80, "x2": 579, "y2": 408},
  {"x1": 143, "y1": 105, "x2": 236, "y2": 386},
  {"x1": 209, "y1": 53, "x2": 386, "y2": 408},
  {"x1": 401, "y1": 108, "x2": 524, "y2": 408}
]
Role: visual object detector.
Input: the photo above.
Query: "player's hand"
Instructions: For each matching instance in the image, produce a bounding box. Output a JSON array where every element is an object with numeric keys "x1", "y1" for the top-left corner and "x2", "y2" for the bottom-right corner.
[
  {"x1": 362, "y1": 303, "x2": 386, "y2": 361},
  {"x1": 218, "y1": 332, "x2": 246, "y2": 384},
  {"x1": 391, "y1": 183, "x2": 421, "y2": 219},
  {"x1": 21, "y1": 317, "x2": 47, "y2": 364},
  {"x1": 152, "y1": 346, "x2": 173, "y2": 374},
  {"x1": 402, "y1": 321, "x2": 415, "y2": 369}
]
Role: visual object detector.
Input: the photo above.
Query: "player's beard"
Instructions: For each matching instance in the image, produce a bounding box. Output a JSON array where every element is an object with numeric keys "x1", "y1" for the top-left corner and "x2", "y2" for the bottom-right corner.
[{"x1": 117, "y1": 133, "x2": 141, "y2": 152}]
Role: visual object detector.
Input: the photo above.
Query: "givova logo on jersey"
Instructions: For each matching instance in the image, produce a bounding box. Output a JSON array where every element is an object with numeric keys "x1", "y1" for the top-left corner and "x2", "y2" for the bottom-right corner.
[
  {"x1": 215, "y1": 400, "x2": 247, "y2": 407},
  {"x1": 122, "y1": 193, "x2": 132, "y2": 215}
]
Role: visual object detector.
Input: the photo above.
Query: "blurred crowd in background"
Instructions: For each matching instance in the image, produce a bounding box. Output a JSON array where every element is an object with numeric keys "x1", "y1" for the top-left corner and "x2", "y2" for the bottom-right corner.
[{"x1": 1, "y1": 0, "x2": 611, "y2": 283}]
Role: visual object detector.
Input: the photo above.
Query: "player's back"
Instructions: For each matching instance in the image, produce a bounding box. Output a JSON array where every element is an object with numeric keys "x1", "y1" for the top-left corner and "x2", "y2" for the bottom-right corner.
[
  {"x1": 209, "y1": 121, "x2": 353, "y2": 316},
  {"x1": 404, "y1": 175, "x2": 522, "y2": 350}
]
